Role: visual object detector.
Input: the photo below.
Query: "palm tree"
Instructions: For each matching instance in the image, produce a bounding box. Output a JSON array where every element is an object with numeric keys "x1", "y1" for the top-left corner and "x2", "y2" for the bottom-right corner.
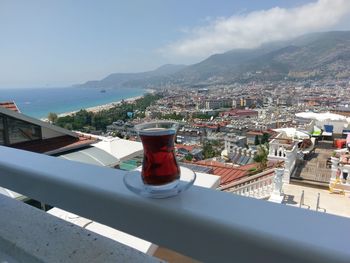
[{"x1": 47, "y1": 112, "x2": 58, "y2": 124}]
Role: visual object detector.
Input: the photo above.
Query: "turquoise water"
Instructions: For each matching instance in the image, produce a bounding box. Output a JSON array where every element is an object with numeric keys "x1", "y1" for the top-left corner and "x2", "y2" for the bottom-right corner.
[{"x1": 0, "y1": 87, "x2": 145, "y2": 118}]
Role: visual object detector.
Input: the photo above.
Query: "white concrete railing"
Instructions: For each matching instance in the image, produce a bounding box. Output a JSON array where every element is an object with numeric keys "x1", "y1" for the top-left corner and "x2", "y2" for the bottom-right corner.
[
  {"x1": 283, "y1": 143, "x2": 298, "y2": 183},
  {"x1": 227, "y1": 173, "x2": 275, "y2": 199},
  {"x1": 0, "y1": 146, "x2": 350, "y2": 263},
  {"x1": 268, "y1": 137, "x2": 298, "y2": 183},
  {"x1": 219, "y1": 169, "x2": 277, "y2": 199}
]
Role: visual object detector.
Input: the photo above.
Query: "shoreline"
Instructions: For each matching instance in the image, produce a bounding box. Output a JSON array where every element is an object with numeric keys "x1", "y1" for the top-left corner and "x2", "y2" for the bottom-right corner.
[{"x1": 41, "y1": 88, "x2": 155, "y2": 121}]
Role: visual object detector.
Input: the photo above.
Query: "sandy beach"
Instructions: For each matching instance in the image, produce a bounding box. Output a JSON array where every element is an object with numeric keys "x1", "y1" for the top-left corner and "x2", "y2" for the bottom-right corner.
[{"x1": 53, "y1": 88, "x2": 155, "y2": 119}]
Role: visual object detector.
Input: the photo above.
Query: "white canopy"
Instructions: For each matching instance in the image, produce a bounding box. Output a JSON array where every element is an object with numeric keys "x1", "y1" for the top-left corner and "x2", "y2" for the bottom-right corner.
[
  {"x1": 274, "y1": 128, "x2": 310, "y2": 139},
  {"x1": 296, "y1": 112, "x2": 347, "y2": 122},
  {"x1": 93, "y1": 137, "x2": 144, "y2": 161}
]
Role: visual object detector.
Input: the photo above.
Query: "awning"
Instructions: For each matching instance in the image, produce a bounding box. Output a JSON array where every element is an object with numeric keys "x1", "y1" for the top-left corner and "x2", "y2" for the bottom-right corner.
[
  {"x1": 274, "y1": 128, "x2": 310, "y2": 139},
  {"x1": 296, "y1": 112, "x2": 347, "y2": 122},
  {"x1": 58, "y1": 146, "x2": 119, "y2": 168}
]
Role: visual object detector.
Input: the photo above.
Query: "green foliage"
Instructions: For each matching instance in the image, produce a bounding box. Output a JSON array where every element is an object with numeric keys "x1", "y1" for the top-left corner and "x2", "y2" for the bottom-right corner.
[
  {"x1": 261, "y1": 133, "x2": 270, "y2": 144},
  {"x1": 192, "y1": 111, "x2": 219, "y2": 120},
  {"x1": 253, "y1": 144, "x2": 269, "y2": 170},
  {"x1": 254, "y1": 135, "x2": 260, "y2": 145},
  {"x1": 192, "y1": 113, "x2": 211, "y2": 119},
  {"x1": 73, "y1": 110, "x2": 93, "y2": 130},
  {"x1": 184, "y1": 154, "x2": 193, "y2": 161},
  {"x1": 202, "y1": 141, "x2": 220, "y2": 159},
  {"x1": 134, "y1": 93, "x2": 162, "y2": 111},
  {"x1": 210, "y1": 140, "x2": 221, "y2": 147},
  {"x1": 63, "y1": 123, "x2": 73, "y2": 130},
  {"x1": 47, "y1": 112, "x2": 58, "y2": 123},
  {"x1": 135, "y1": 111, "x2": 146, "y2": 119},
  {"x1": 56, "y1": 115, "x2": 74, "y2": 128},
  {"x1": 162, "y1": 113, "x2": 183, "y2": 120},
  {"x1": 55, "y1": 93, "x2": 162, "y2": 131},
  {"x1": 248, "y1": 167, "x2": 258, "y2": 175}
]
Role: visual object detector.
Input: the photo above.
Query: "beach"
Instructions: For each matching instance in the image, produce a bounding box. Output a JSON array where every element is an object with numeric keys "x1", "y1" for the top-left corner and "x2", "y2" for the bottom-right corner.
[
  {"x1": 56, "y1": 95, "x2": 144, "y2": 118},
  {"x1": 48, "y1": 88, "x2": 156, "y2": 120}
]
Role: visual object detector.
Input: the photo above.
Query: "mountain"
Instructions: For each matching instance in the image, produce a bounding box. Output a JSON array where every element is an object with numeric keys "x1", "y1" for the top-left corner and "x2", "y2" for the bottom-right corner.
[
  {"x1": 77, "y1": 64, "x2": 186, "y2": 89},
  {"x1": 172, "y1": 31, "x2": 350, "y2": 84},
  {"x1": 169, "y1": 44, "x2": 285, "y2": 84},
  {"x1": 77, "y1": 31, "x2": 350, "y2": 89}
]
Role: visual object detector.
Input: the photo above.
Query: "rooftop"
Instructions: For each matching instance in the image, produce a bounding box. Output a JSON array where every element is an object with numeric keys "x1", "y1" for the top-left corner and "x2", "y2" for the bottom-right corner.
[
  {"x1": 11, "y1": 134, "x2": 97, "y2": 155},
  {"x1": 194, "y1": 160, "x2": 259, "y2": 186},
  {"x1": 0, "y1": 101, "x2": 20, "y2": 113},
  {"x1": 282, "y1": 183, "x2": 350, "y2": 218}
]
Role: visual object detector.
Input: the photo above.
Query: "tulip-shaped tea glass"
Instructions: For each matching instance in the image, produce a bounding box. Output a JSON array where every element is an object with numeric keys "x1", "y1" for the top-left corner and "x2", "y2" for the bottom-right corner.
[{"x1": 123, "y1": 121, "x2": 196, "y2": 198}]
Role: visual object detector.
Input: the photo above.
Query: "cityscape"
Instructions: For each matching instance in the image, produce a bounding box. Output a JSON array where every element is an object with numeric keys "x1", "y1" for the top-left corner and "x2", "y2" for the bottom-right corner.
[{"x1": 1, "y1": 72, "x2": 350, "y2": 262}]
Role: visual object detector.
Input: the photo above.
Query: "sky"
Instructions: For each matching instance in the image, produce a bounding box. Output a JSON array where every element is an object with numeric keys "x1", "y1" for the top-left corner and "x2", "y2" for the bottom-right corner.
[{"x1": 0, "y1": 0, "x2": 350, "y2": 88}]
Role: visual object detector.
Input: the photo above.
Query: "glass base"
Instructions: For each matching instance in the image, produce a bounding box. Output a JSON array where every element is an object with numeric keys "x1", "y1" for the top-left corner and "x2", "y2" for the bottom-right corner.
[{"x1": 123, "y1": 166, "x2": 196, "y2": 198}]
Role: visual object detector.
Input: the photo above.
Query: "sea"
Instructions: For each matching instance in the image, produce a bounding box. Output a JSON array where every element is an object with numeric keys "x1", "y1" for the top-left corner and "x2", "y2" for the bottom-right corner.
[{"x1": 0, "y1": 87, "x2": 146, "y2": 119}]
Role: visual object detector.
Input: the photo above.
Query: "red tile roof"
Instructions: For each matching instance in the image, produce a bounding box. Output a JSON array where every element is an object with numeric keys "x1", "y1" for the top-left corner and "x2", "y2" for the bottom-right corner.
[
  {"x1": 246, "y1": 131, "x2": 264, "y2": 136},
  {"x1": 11, "y1": 135, "x2": 97, "y2": 154},
  {"x1": 246, "y1": 130, "x2": 276, "y2": 136},
  {"x1": 0, "y1": 101, "x2": 20, "y2": 113},
  {"x1": 213, "y1": 167, "x2": 247, "y2": 185},
  {"x1": 195, "y1": 160, "x2": 280, "y2": 185},
  {"x1": 220, "y1": 109, "x2": 258, "y2": 117},
  {"x1": 176, "y1": 144, "x2": 195, "y2": 152},
  {"x1": 193, "y1": 160, "x2": 259, "y2": 186}
]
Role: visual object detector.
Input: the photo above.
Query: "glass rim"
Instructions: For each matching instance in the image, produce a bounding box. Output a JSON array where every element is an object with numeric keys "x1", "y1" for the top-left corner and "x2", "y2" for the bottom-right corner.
[{"x1": 135, "y1": 121, "x2": 179, "y2": 136}]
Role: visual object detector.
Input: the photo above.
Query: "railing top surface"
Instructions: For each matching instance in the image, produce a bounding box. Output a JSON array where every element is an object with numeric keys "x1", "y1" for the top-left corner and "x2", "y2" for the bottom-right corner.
[
  {"x1": 0, "y1": 146, "x2": 350, "y2": 263},
  {"x1": 0, "y1": 194, "x2": 159, "y2": 263}
]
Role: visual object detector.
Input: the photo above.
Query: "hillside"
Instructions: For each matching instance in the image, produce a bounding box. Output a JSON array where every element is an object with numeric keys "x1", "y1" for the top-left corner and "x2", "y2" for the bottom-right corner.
[
  {"x1": 76, "y1": 31, "x2": 350, "y2": 88},
  {"x1": 173, "y1": 31, "x2": 350, "y2": 84},
  {"x1": 77, "y1": 64, "x2": 186, "y2": 89}
]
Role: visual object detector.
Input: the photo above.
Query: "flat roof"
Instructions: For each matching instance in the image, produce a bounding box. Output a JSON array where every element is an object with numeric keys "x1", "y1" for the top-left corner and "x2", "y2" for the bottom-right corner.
[
  {"x1": 58, "y1": 146, "x2": 119, "y2": 168},
  {"x1": 93, "y1": 137, "x2": 143, "y2": 161},
  {"x1": 11, "y1": 135, "x2": 97, "y2": 155}
]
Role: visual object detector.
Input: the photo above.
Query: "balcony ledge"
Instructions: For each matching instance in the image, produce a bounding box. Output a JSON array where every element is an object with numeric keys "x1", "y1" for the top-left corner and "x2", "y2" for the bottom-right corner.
[{"x1": 0, "y1": 194, "x2": 161, "y2": 263}]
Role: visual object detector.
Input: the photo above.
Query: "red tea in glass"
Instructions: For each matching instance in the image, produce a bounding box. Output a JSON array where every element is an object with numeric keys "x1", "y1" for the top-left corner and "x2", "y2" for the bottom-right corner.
[{"x1": 136, "y1": 122, "x2": 180, "y2": 187}]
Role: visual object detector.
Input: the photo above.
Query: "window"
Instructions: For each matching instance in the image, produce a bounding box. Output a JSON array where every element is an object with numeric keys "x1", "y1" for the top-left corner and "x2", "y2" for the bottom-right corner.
[{"x1": 7, "y1": 117, "x2": 41, "y2": 145}]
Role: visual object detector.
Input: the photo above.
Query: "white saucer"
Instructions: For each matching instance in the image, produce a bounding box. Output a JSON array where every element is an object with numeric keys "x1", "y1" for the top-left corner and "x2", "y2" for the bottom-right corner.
[{"x1": 123, "y1": 166, "x2": 196, "y2": 199}]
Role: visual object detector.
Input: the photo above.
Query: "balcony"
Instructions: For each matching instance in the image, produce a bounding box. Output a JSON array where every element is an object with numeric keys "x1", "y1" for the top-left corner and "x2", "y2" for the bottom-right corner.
[{"x1": 0, "y1": 145, "x2": 349, "y2": 262}]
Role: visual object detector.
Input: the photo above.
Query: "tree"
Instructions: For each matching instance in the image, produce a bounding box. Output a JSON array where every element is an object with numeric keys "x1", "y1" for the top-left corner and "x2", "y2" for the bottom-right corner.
[
  {"x1": 54, "y1": 93, "x2": 163, "y2": 132},
  {"x1": 254, "y1": 135, "x2": 260, "y2": 145},
  {"x1": 261, "y1": 133, "x2": 270, "y2": 144},
  {"x1": 162, "y1": 113, "x2": 183, "y2": 120},
  {"x1": 202, "y1": 142, "x2": 219, "y2": 159},
  {"x1": 47, "y1": 112, "x2": 58, "y2": 123},
  {"x1": 63, "y1": 123, "x2": 73, "y2": 130},
  {"x1": 185, "y1": 154, "x2": 193, "y2": 161},
  {"x1": 253, "y1": 144, "x2": 269, "y2": 170}
]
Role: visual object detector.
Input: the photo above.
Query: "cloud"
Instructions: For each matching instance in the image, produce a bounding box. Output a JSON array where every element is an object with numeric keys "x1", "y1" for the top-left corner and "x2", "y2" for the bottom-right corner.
[{"x1": 163, "y1": 0, "x2": 350, "y2": 59}]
